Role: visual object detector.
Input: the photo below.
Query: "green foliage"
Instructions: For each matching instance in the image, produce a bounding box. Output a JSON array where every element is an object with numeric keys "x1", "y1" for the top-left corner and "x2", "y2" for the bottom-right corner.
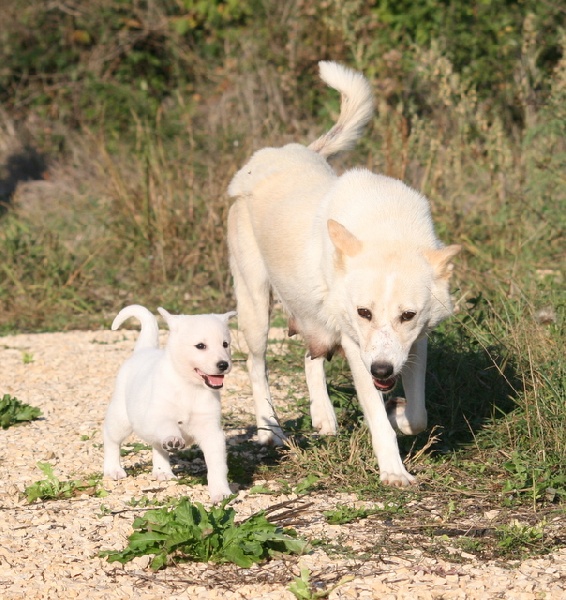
[
  {"x1": 25, "y1": 462, "x2": 107, "y2": 503},
  {"x1": 502, "y1": 452, "x2": 566, "y2": 505},
  {"x1": 100, "y1": 496, "x2": 308, "y2": 570},
  {"x1": 495, "y1": 520, "x2": 547, "y2": 557},
  {"x1": 0, "y1": 394, "x2": 42, "y2": 429},
  {"x1": 323, "y1": 503, "x2": 383, "y2": 525}
]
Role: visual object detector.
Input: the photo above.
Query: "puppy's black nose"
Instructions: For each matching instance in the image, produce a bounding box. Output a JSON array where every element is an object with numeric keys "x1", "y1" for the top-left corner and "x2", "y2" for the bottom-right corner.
[
  {"x1": 217, "y1": 361, "x2": 229, "y2": 372},
  {"x1": 371, "y1": 362, "x2": 394, "y2": 379}
]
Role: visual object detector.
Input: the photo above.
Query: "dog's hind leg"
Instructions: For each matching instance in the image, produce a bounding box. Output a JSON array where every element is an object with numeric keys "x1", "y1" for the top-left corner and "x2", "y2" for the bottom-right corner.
[
  {"x1": 305, "y1": 353, "x2": 338, "y2": 435},
  {"x1": 228, "y1": 204, "x2": 285, "y2": 446},
  {"x1": 388, "y1": 337, "x2": 428, "y2": 435},
  {"x1": 341, "y1": 335, "x2": 415, "y2": 487},
  {"x1": 103, "y1": 392, "x2": 132, "y2": 480}
]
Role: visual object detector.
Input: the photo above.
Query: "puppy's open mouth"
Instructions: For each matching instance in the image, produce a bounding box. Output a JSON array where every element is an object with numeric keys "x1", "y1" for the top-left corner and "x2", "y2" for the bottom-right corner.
[
  {"x1": 195, "y1": 369, "x2": 225, "y2": 389},
  {"x1": 372, "y1": 376, "x2": 398, "y2": 393}
]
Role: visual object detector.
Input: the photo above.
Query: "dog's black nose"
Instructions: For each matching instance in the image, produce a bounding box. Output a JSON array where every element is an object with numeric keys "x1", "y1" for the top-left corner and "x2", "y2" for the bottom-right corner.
[
  {"x1": 371, "y1": 362, "x2": 394, "y2": 379},
  {"x1": 217, "y1": 361, "x2": 229, "y2": 372}
]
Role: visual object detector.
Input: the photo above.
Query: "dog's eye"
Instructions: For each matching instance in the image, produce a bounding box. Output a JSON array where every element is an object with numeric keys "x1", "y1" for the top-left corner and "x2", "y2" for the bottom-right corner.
[
  {"x1": 400, "y1": 311, "x2": 416, "y2": 322},
  {"x1": 195, "y1": 343, "x2": 207, "y2": 350},
  {"x1": 357, "y1": 308, "x2": 372, "y2": 320},
  {"x1": 223, "y1": 341, "x2": 229, "y2": 348}
]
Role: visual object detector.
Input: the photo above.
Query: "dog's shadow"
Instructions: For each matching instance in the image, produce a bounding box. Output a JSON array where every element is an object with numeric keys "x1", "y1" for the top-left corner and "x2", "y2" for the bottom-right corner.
[{"x1": 318, "y1": 324, "x2": 520, "y2": 458}]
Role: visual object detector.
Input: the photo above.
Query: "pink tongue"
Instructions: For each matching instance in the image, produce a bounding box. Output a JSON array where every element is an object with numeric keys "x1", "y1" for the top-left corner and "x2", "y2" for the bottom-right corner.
[{"x1": 207, "y1": 374, "x2": 224, "y2": 387}]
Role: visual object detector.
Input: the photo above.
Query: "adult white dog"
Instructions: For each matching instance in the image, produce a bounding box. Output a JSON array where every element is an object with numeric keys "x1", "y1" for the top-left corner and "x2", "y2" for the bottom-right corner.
[
  {"x1": 227, "y1": 61, "x2": 460, "y2": 486},
  {"x1": 103, "y1": 304, "x2": 235, "y2": 503}
]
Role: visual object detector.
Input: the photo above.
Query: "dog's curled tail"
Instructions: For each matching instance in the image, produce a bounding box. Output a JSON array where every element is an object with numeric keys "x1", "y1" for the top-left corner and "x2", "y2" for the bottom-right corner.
[
  {"x1": 111, "y1": 304, "x2": 160, "y2": 352},
  {"x1": 308, "y1": 61, "x2": 374, "y2": 159}
]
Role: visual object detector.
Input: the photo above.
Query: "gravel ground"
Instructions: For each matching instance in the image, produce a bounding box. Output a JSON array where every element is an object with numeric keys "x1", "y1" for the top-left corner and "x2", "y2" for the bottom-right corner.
[{"x1": 0, "y1": 328, "x2": 565, "y2": 599}]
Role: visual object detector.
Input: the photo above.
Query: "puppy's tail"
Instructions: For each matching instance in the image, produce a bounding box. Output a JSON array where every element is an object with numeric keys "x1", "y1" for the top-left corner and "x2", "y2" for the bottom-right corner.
[
  {"x1": 308, "y1": 61, "x2": 374, "y2": 159},
  {"x1": 111, "y1": 304, "x2": 160, "y2": 352}
]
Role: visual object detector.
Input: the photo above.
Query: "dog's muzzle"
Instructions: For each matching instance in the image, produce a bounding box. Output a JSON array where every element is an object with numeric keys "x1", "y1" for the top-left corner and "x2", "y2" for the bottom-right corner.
[
  {"x1": 195, "y1": 369, "x2": 226, "y2": 389},
  {"x1": 372, "y1": 375, "x2": 398, "y2": 393},
  {"x1": 370, "y1": 361, "x2": 398, "y2": 393}
]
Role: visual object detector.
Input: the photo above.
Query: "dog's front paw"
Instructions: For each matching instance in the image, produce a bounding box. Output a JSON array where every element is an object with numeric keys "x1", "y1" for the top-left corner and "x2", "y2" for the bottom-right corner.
[
  {"x1": 257, "y1": 426, "x2": 287, "y2": 446},
  {"x1": 380, "y1": 468, "x2": 416, "y2": 487},
  {"x1": 385, "y1": 397, "x2": 427, "y2": 436},
  {"x1": 162, "y1": 436, "x2": 186, "y2": 452},
  {"x1": 311, "y1": 413, "x2": 338, "y2": 436}
]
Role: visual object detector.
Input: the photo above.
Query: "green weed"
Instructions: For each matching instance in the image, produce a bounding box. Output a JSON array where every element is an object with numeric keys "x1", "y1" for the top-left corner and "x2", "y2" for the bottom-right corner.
[
  {"x1": 25, "y1": 462, "x2": 107, "y2": 503},
  {"x1": 323, "y1": 502, "x2": 402, "y2": 525},
  {"x1": 100, "y1": 495, "x2": 308, "y2": 570},
  {"x1": 288, "y1": 567, "x2": 352, "y2": 600},
  {"x1": 495, "y1": 520, "x2": 547, "y2": 558},
  {"x1": 0, "y1": 394, "x2": 42, "y2": 429}
]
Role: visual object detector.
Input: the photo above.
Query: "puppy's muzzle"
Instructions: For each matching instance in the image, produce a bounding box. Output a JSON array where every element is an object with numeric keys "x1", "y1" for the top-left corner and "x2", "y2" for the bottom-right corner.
[{"x1": 195, "y1": 361, "x2": 230, "y2": 390}]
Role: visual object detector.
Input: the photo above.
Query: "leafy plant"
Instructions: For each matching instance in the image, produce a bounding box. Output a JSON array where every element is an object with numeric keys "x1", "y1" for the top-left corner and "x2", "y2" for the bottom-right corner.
[
  {"x1": 323, "y1": 503, "x2": 381, "y2": 525},
  {"x1": 100, "y1": 496, "x2": 309, "y2": 570},
  {"x1": 0, "y1": 394, "x2": 42, "y2": 429},
  {"x1": 25, "y1": 462, "x2": 107, "y2": 503},
  {"x1": 288, "y1": 568, "x2": 352, "y2": 600},
  {"x1": 495, "y1": 520, "x2": 546, "y2": 556}
]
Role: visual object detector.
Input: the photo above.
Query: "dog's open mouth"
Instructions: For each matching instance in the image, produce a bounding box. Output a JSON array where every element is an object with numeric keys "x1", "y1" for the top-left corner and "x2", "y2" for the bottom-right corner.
[
  {"x1": 195, "y1": 369, "x2": 225, "y2": 389},
  {"x1": 372, "y1": 376, "x2": 398, "y2": 393}
]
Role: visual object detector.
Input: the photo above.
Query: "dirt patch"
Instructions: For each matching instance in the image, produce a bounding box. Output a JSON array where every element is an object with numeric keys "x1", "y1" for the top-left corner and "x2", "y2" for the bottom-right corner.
[{"x1": 0, "y1": 329, "x2": 564, "y2": 599}]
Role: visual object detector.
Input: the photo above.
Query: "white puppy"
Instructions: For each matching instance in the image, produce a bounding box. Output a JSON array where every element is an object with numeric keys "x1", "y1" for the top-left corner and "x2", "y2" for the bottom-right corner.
[
  {"x1": 103, "y1": 304, "x2": 236, "y2": 503},
  {"x1": 227, "y1": 61, "x2": 460, "y2": 487}
]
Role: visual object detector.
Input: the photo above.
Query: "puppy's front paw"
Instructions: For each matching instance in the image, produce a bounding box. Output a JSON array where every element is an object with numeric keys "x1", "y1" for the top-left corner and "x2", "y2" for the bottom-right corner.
[
  {"x1": 154, "y1": 470, "x2": 177, "y2": 481},
  {"x1": 104, "y1": 467, "x2": 127, "y2": 480},
  {"x1": 162, "y1": 436, "x2": 186, "y2": 452},
  {"x1": 208, "y1": 484, "x2": 233, "y2": 504}
]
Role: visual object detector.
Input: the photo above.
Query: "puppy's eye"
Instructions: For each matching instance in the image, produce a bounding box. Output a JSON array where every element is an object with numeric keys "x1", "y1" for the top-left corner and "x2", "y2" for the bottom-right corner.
[
  {"x1": 357, "y1": 308, "x2": 372, "y2": 320},
  {"x1": 195, "y1": 343, "x2": 206, "y2": 350},
  {"x1": 223, "y1": 341, "x2": 229, "y2": 348},
  {"x1": 400, "y1": 311, "x2": 416, "y2": 323}
]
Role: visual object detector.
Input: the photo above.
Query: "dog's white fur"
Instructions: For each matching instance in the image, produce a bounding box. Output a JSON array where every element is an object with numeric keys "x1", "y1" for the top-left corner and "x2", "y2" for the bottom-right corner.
[
  {"x1": 103, "y1": 304, "x2": 236, "y2": 503},
  {"x1": 227, "y1": 61, "x2": 460, "y2": 487}
]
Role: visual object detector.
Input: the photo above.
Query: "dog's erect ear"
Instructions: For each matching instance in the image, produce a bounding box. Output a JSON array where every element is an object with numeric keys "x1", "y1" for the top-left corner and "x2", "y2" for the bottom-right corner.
[
  {"x1": 221, "y1": 311, "x2": 237, "y2": 322},
  {"x1": 328, "y1": 219, "x2": 362, "y2": 258},
  {"x1": 424, "y1": 245, "x2": 461, "y2": 280},
  {"x1": 157, "y1": 307, "x2": 177, "y2": 331}
]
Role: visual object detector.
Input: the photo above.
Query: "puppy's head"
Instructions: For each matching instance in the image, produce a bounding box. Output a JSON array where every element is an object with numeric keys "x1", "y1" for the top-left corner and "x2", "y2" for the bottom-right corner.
[
  {"x1": 328, "y1": 221, "x2": 460, "y2": 391},
  {"x1": 158, "y1": 308, "x2": 237, "y2": 390}
]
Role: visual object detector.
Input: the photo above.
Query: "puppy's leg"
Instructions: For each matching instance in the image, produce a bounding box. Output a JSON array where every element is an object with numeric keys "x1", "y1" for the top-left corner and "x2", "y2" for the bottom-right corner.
[
  {"x1": 151, "y1": 422, "x2": 186, "y2": 480},
  {"x1": 387, "y1": 337, "x2": 428, "y2": 435},
  {"x1": 228, "y1": 205, "x2": 285, "y2": 445},
  {"x1": 193, "y1": 425, "x2": 231, "y2": 504},
  {"x1": 151, "y1": 444, "x2": 177, "y2": 481},
  {"x1": 342, "y1": 335, "x2": 415, "y2": 487},
  {"x1": 103, "y1": 392, "x2": 132, "y2": 480},
  {"x1": 305, "y1": 353, "x2": 338, "y2": 435}
]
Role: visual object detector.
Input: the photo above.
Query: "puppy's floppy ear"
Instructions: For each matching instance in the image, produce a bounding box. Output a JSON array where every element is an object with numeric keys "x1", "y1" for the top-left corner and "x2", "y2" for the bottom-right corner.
[
  {"x1": 424, "y1": 245, "x2": 461, "y2": 280},
  {"x1": 157, "y1": 307, "x2": 177, "y2": 330},
  {"x1": 328, "y1": 219, "x2": 362, "y2": 258}
]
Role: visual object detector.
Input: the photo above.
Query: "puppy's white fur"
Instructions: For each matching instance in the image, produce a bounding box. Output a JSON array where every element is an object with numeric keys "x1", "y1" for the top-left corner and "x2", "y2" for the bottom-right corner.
[
  {"x1": 103, "y1": 304, "x2": 236, "y2": 503},
  {"x1": 227, "y1": 61, "x2": 460, "y2": 487}
]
